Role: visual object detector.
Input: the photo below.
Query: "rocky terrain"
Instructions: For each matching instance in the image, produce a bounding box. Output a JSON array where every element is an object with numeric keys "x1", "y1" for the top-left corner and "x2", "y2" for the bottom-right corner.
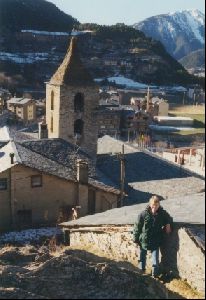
[
  {"x1": 0, "y1": 244, "x2": 170, "y2": 299},
  {"x1": 0, "y1": 243, "x2": 204, "y2": 299}
]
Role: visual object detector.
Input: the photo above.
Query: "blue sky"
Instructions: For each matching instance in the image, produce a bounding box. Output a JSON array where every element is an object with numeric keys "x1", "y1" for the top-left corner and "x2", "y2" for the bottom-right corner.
[{"x1": 49, "y1": 0, "x2": 205, "y2": 25}]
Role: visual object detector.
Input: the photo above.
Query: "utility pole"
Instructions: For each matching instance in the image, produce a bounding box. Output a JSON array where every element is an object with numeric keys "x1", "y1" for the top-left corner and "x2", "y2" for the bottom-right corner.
[
  {"x1": 193, "y1": 92, "x2": 196, "y2": 106},
  {"x1": 128, "y1": 129, "x2": 130, "y2": 143},
  {"x1": 183, "y1": 92, "x2": 186, "y2": 105},
  {"x1": 117, "y1": 144, "x2": 126, "y2": 207}
]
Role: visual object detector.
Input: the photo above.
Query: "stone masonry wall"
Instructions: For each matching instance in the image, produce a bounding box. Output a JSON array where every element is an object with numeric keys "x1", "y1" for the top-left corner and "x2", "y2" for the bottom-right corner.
[
  {"x1": 68, "y1": 225, "x2": 205, "y2": 294},
  {"x1": 46, "y1": 83, "x2": 99, "y2": 158}
]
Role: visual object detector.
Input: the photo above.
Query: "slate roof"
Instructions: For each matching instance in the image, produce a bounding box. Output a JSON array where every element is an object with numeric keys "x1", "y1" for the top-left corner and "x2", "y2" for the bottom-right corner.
[
  {"x1": 61, "y1": 192, "x2": 205, "y2": 227},
  {"x1": 7, "y1": 98, "x2": 32, "y2": 105},
  {"x1": 0, "y1": 137, "x2": 120, "y2": 195},
  {"x1": 50, "y1": 37, "x2": 95, "y2": 86},
  {"x1": 20, "y1": 139, "x2": 96, "y2": 178},
  {"x1": 96, "y1": 136, "x2": 205, "y2": 204}
]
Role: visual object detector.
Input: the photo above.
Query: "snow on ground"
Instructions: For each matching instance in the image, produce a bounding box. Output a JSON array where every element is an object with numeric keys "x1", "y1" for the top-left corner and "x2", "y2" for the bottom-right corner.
[
  {"x1": 95, "y1": 76, "x2": 153, "y2": 89},
  {"x1": 0, "y1": 126, "x2": 10, "y2": 140},
  {"x1": 71, "y1": 30, "x2": 93, "y2": 36},
  {"x1": 107, "y1": 76, "x2": 149, "y2": 88},
  {"x1": 95, "y1": 76, "x2": 187, "y2": 92},
  {"x1": 0, "y1": 52, "x2": 60, "y2": 64},
  {"x1": 0, "y1": 227, "x2": 62, "y2": 244},
  {"x1": 21, "y1": 30, "x2": 70, "y2": 36},
  {"x1": 149, "y1": 125, "x2": 195, "y2": 132}
]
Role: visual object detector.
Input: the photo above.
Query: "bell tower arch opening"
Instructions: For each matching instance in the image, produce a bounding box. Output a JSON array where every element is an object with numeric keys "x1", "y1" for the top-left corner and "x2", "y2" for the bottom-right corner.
[
  {"x1": 51, "y1": 91, "x2": 54, "y2": 111},
  {"x1": 74, "y1": 119, "x2": 84, "y2": 136},
  {"x1": 74, "y1": 93, "x2": 84, "y2": 112}
]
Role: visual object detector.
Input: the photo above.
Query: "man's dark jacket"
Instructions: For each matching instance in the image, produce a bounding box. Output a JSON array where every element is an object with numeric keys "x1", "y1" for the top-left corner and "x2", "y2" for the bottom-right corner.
[{"x1": 133, "y1": 206, "x2": 173, "y2": 250}]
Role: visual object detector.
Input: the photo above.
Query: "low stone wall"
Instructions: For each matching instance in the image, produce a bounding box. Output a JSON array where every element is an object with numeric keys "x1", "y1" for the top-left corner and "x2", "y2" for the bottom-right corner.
[{"x1": 67, "y1": 224, "x2": 205, "y2": 294}]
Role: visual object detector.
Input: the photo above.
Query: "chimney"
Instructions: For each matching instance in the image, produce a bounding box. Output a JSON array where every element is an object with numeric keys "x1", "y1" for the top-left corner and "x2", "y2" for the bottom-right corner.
[
  {"x1": 77, "y1": 159, "x2": 88, "y2": 184},
  {"x1": 38, "y1": 121, "x2": 48, "y2": 139},
  {"x1": 9, "y1": 153, "x2": 15, "y2": 165}
]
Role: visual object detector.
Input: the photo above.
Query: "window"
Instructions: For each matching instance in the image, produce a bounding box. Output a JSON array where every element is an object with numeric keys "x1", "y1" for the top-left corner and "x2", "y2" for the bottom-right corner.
[
  {"x1": 74, "y1": 93, "x2": 84, "y2": 112},
  {"x1": 51, "y1": 91, "x2": 54, "y2": 110},
  {"x1": 31, "y1": 175, "x2": 42, "y2": 188},
  {"x1": 0, "y1": 178, "x2": 7, "y2": 190},
  {"x1": 74, "y1": 119, "x2": 84, "y2": 135},
  {"x1": 51, "y1": 116, "x2": 53, "y2": 133}
]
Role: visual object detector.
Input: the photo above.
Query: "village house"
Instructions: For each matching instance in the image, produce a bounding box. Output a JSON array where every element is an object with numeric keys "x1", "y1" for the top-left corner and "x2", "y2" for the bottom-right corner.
[
  {"x1": 96, "y1": 107, "x2": 121, "y2": 138},
  {"x1": 152, "y1": 98, "x2": 169, "y2": 116},
  {"x1": 0, "y1": 133, "x2": 120, "y2": 232},
  {"x1": 0, "y1": 88, "x2": 12, "y2": 113},
  {"x1": 7, "y1": 97, "x2": 36, "y2": 124}
]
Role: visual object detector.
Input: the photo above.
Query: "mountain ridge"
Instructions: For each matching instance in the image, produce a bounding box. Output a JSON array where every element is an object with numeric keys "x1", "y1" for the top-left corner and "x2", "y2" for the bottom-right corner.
[
  {"x1": 179, "y1": 49, "x2": 205, "y2": 69},
  {"x1": 134, "y1": 9, "x2": 205, "y2": 61},
  {"x1": 0, "y1": 1, "x2": 203, "y2": 91},
  {"x1": 0, "y1": 0, "x2": 79, "y2": 33}
]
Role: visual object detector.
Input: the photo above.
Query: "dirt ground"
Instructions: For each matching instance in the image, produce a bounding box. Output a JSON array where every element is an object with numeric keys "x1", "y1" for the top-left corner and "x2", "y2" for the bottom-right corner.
[{"x1": 0, "y1": 244, "x2": 204, "y2": 299}]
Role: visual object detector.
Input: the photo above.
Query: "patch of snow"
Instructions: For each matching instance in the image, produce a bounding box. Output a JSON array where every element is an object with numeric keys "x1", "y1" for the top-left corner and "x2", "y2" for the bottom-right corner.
[
  {"x1": 161, "y1": 85, "x2": 187, "y2": 92},
  {"x1": 184, "y1": 10, "x2": 205, "y2": 44},
  {"x1": 95, "y1": 76, "x2": 154, "y2": 89},
  {"x1": 154, "y1": 116, "x2": 193, "y2": 121},
  {"x1": 0, "y1": 126, "x2": 10, "y2": 141},
  {"x1": 169, "y1": 10, "x2": 205, "y2": 44},
  {"x1": 149, "y1": 125, "x2": 195, "y2": 132},
  {"x1": 71, "y1": 30, "x2": 93, "y2": 36},
  {"x1": 95, "y1": 77, "x2": 187, "y2": 93},
  {"x1": 21, "y1": 30, "x2": 70, "y2": 36},
  {"x1": 167, "y1": 22, "x2": 177, "y2": 39},
  {"x1": 189, "y1": 9, "x2": 205, "y2": 26},
  {"x1": 0, "y1": 52, "x2": 60, "y2": 64},
  {"x1": 0, "y1": 227, "x2": 62, "y2": 244}
]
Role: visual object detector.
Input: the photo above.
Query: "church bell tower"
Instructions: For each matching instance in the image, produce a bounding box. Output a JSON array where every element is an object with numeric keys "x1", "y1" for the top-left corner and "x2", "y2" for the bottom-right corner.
[{"x1": 46, "y1": 37, "x2": 99, "y2": 157}]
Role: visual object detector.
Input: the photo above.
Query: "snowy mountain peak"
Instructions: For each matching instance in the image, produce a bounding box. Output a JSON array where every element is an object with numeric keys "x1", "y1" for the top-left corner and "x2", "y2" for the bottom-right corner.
[
  {"x1": 169, "y1": 9, "x2": 204, "y2": 18},
  {"x1": 134, "y1": 10, "x2": 205, "y2": 60}
]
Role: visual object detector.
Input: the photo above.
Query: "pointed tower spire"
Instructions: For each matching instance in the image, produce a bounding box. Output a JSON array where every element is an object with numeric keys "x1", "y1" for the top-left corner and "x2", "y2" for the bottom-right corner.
[{"x1": 50, "y1": 37, "x2": 95, "y2": 86}]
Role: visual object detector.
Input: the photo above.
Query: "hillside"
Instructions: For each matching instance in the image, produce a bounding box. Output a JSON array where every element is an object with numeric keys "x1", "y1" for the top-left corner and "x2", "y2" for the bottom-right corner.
[
  {"x1": 179, "y1": 49, "x2": 205, "y2": 69},
  {"x1": 134, "y1": 10, "x2": 205, "y2": 61},
  {"x1": 0, "y1": 0, "x2": 79, "y2": 33},
  {"x1": 0, "y1": 2, "x2": 203, "y2": 92}
]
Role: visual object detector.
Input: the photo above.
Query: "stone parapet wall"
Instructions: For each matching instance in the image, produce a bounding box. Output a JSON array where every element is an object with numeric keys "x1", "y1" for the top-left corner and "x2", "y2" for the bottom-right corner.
[{"x1": 68, "y1": 224, "x2": 205, "y2": 294}]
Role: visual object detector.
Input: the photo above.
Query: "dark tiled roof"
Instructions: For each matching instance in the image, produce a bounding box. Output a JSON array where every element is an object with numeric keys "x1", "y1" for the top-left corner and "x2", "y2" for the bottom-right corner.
[
  {"x1": 61, "y1": 193, "x2": 205, "y2": 227},
  {"x1": 20, "y1": 139, "x2": 96, "y2": 178},
  {"x1": 97, "y1": 151, "x2": 191, "y2": 185},
  {"x1": 50, "y1": 37, "x2": 95, "y2": 86},
  {"x1": 15, "y1": 143, "x2": 74, "y2": 181},
  {"x1": 10, "y1": 129, "x2": 37, "y2": 142},
  {"x1": 97, "y1": 150, "x2": 205, "y2": 203},
  {"x1": 14, "y1": 139, "x2": 120, "y2": 195}
]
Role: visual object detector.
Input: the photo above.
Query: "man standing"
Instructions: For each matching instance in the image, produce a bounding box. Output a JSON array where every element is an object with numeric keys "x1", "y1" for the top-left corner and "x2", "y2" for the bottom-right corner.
[{"x1": 133, "y1": 195, "x2": 173, "y2": 277}]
